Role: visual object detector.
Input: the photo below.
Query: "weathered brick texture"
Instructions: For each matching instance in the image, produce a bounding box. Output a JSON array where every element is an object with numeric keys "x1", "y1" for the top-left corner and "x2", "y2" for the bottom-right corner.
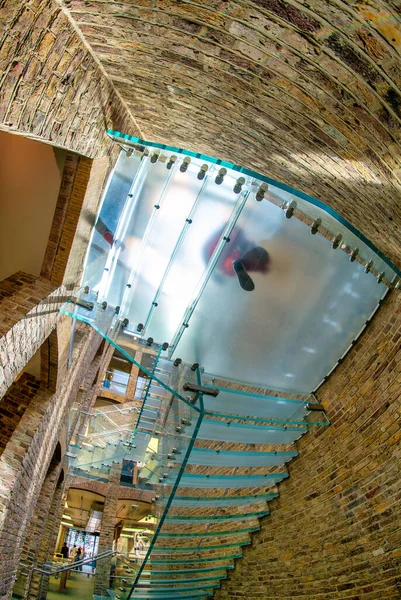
[
  {"x1": 60, "y1": 0, "x2": 401, "y2": 268},
  {"x1": 2, "y1": 1, "x2": 401, "y2": 267},
  {"x1": 0, "y1": 271, "x2": 67, "y2": 399},
  {"x1": 215, "y1": 289, "x2": 401, "y2": 599},
  {"x1": 37, "y1": 472, "x2": 71, "y2": 600},
  {"x1": 0, "y1": 325, "x2": 102, "y2": 599},
  {"x1": 41, "y1": 152, "x2": 115, "y2": 289},
  {"x1": 0, "y1": 0, "x2": 135, "y2": 156},
  {"x1": 0, "y1": 374, "x2": 39, "y2": 454},
  {"x1": 17, "y1": 457, "x2": 64, "y2": 600}
]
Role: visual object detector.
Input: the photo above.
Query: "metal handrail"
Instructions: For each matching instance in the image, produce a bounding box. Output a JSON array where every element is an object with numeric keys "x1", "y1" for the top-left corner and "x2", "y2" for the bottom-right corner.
[
  {"x1": 22, "y1": 549, "x2": 118, "y2": 576},
  {"x1": 17, "y1": 549, "x2": 123, "y2": 600}
]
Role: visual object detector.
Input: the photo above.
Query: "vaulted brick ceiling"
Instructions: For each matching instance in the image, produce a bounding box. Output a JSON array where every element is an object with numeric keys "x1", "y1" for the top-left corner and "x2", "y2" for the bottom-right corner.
[{"x1": 63, "y1": 0, "x2": 401, "y2": 268}]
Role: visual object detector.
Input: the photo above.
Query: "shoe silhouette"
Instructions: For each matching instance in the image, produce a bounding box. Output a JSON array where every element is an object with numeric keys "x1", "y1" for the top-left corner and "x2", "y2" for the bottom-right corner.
[
  {"x1": 232, "y1": 260, "x2": 255, "y2": 291},
  {"x1": 240, "y1": 246, "x2": 269, "y2": 273}
]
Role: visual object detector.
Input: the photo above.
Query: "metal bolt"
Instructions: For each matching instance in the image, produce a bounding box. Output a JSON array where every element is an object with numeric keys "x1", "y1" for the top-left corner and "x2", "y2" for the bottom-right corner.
[{"x1": 256, "y1": 183, "x2": 268, "y2": 201}]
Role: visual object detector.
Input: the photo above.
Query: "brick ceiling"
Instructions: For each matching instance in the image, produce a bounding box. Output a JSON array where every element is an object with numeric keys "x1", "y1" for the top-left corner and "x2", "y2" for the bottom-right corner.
[{"x1": 63, "y1": 0, "x2": 401, "y2": 269}]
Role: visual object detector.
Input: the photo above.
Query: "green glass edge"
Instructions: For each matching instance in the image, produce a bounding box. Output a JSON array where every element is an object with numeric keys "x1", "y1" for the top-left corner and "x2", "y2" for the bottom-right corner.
[
  {"x1": 171, "y1": 492, "x2": 278, "y2": 504},
  {"x1": 165, "y1": 510, "x2": 268, "y2": 522},
  {"x1": 131, "y1": 584, "x2": 218, "y2": 592},
  {"x1": 158, "y1": 526, "x2": 259, "y2": 538},
  {"x1": 152, "y1": 541, "x2": 251, "y2": 552},
  {"x1": 181, "y1": 473, "x2": 287, "y2": 482},
  {"x1": 140, "y1": 566, "x2": 233, "y2": 574},
  {"x1": 148, "y1": 554, "x2": 241, "y2": 564},
  {"x1": 204, "y1": 409, "x2": 330, "y2": 427},
  {"x1": 136, "y1": 576, "x2": 226, "y2": 584}
]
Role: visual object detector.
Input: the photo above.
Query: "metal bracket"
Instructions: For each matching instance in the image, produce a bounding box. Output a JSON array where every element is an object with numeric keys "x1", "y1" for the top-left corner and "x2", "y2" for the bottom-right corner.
[
  {"x1": 71, "y1": 296, "x2": 94, "y2": 310},
  {"x1": 182, "y1": 382, "x2": 219, "y2": 397},
  {"x1": 307, "y1": 403, "x2": 325, "y2": 412}
]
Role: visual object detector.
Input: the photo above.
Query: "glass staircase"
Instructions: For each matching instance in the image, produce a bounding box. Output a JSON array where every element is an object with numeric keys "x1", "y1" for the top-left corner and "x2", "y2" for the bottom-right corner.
[{"x1": 60, "y1": 133, "x2": 400, "y2": 600}]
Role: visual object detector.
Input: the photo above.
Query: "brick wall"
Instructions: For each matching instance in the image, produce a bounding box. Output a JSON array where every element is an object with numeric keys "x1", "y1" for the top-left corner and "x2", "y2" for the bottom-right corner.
[
  {"x1": 0, "y1": 271, "x2": 67, "y2": 399},
  {"x1": 61, "y1": 0, "x2": 401, "y2": 269},
  {"x1": 0, "y1": 374, "x2": 39, "y2": 454},
  {"x1": 0, "y1": 325, "x2": 102, "y2": 598},
  {"x1": 41, "y1": 151, "x2": 116, "y2": 289},
  {"x1": 215, "y1": 289, "x2": 401, "y2": 599},
  {"x1": 0, "y1": 0, "x2": 136, "y2": 157},
  {"x1": 17, "y1": 458, "x2": 64, "y2": 599},
  {"x1": 37, "y1": 471, "x2": 71, "y2": 600},
  {"x1": 2, "y1": 1, "x2": 401, "y2": 268}
]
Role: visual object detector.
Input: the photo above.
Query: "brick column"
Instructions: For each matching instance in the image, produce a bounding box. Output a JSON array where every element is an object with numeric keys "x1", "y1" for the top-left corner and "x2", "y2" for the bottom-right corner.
[
  {"x1": 0, "y1": 271, "x2": 67, "y2": 399},
  {"x1": 94, "y1": 464, "x2": 121, "y2": 596},
  {"x1": 126, "y1": 350, "x2": 142, "y2": 401},
  {"x1": 0, "y1": 327, "x2": 101, "y2": 599},
  {"x1": 14, "y1": 461, "x2": 64, "y2": 600},
  {"x1": 37, "y1": 474, "x2": 72, "y2": 600}
]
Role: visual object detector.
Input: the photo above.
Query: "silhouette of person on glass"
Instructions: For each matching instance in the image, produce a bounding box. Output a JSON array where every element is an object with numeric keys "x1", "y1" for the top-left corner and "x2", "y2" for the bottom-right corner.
[{"x1": 204, "y1": 227, "x2": 270, "y2": 291}]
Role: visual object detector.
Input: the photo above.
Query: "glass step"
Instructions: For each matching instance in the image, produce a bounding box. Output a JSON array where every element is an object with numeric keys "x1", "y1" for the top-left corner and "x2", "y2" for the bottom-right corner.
[
  {"x1": 170, "y1": 493, "x2": 277, "y2": 507},
  {"x1": 148, "y1": 555, "x2": 240, "y2": 565},
  {"x1": 158, "y1": 526, "x2": 258, "y2": 538},
  {"x1": 185, "y1": 447, "x2": 297, "y2": 467},
  {"x1": 179, "y1": 473, "x2": 288, "y2": 488},
  {"x1": 136, "y1": 576, "x2": 225, "y2": 585},
  {"x1": 197, "y1": 419, "x2": 307, "y2": 444},
  {"x1": 152, "y1": 541, "x2": 250, "y2": 553},
  {"x1": 140, "y1": 566, "x2": 232, "y2": 575},
  {"x1": 165, "y1": 510, "x2": 268, "y2": 524},
  {"x1": 201, "y1": 385, "x2": 310, "y2": 422}
]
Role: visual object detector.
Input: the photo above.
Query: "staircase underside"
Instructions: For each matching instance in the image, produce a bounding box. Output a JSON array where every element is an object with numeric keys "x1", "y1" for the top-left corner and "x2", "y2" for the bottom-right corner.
[{"x1": 61, "y1": 134, "x2": 398, "y2": 599}]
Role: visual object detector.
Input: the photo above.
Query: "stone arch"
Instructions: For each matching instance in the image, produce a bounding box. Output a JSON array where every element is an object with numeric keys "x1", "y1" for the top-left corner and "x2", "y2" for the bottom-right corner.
[{"x1": 69, "y1": 477, "x2": 109, "y2": 498}]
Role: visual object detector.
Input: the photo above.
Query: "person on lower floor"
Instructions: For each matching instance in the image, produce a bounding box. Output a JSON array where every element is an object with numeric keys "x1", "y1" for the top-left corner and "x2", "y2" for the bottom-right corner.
[
  {"x1": 60, "y1": 542, "x2": 69, "y2": 559},
  {"x1": 74, "y1": 546, "x2": 82, "y2": 571}
]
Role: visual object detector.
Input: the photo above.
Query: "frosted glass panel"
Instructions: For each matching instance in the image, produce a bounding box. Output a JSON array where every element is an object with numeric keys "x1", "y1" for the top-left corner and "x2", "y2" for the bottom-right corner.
[
  {"x1": 145, "y1": 175, "x2": 242, "y2": 344},
  {"x1": 98, "y1": 159, "x2": 170, "y2": 310},
  {"x1": 122, "y1": 165, "x2": 205, "y2": 330},
  {"x1": 173, "y1": 199, "x2": 386, "y2": 393},
  {"x1": 197, "y1": 419, "x2": 306, "y2": 444},
  {"x1": 267, "y1": 184, "x2": 394, "y2": 278},
  {"x1": 83, "y1": 151, "x2": 141, "y2": 291}
]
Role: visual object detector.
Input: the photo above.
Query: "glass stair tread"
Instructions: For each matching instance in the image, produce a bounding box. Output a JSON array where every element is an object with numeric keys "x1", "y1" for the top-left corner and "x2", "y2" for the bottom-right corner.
[
  {"x1": 148, "y1": 555, "x2": 241, "y2": 565},
  {"x1": 178, "y1": 472, "x2": 287, "y2": 488},
  {"x1": 137, "y1": 578, "x2": 225, "y2": 585},
  {"x1": 152, "y1": 541, "x2": 250, "y2": 553},
  {"x1": 170, "y1": 492, "x2": 277, "y2": 507},
  {"x1": 140, "y1": 567, "x2": 232, "y2": 574},
  {"x1": 201, "y1": 385, "x2": 310, "y2": 422},
  {"x1": 158, "y1": 527, "x2": 258, "y2": 538},
  {"x1": 195, "y1": 419, "x2": 307, "y2": 444},
  {"x1": 131, "y1": 590, "x2": 213, "y2": 600},
  {"x1": 165, "y1": 510, "x2": 268, "y2": 523},
  {"x1": 185, "y1": 447, "x2": 297, "y2": 467}
]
